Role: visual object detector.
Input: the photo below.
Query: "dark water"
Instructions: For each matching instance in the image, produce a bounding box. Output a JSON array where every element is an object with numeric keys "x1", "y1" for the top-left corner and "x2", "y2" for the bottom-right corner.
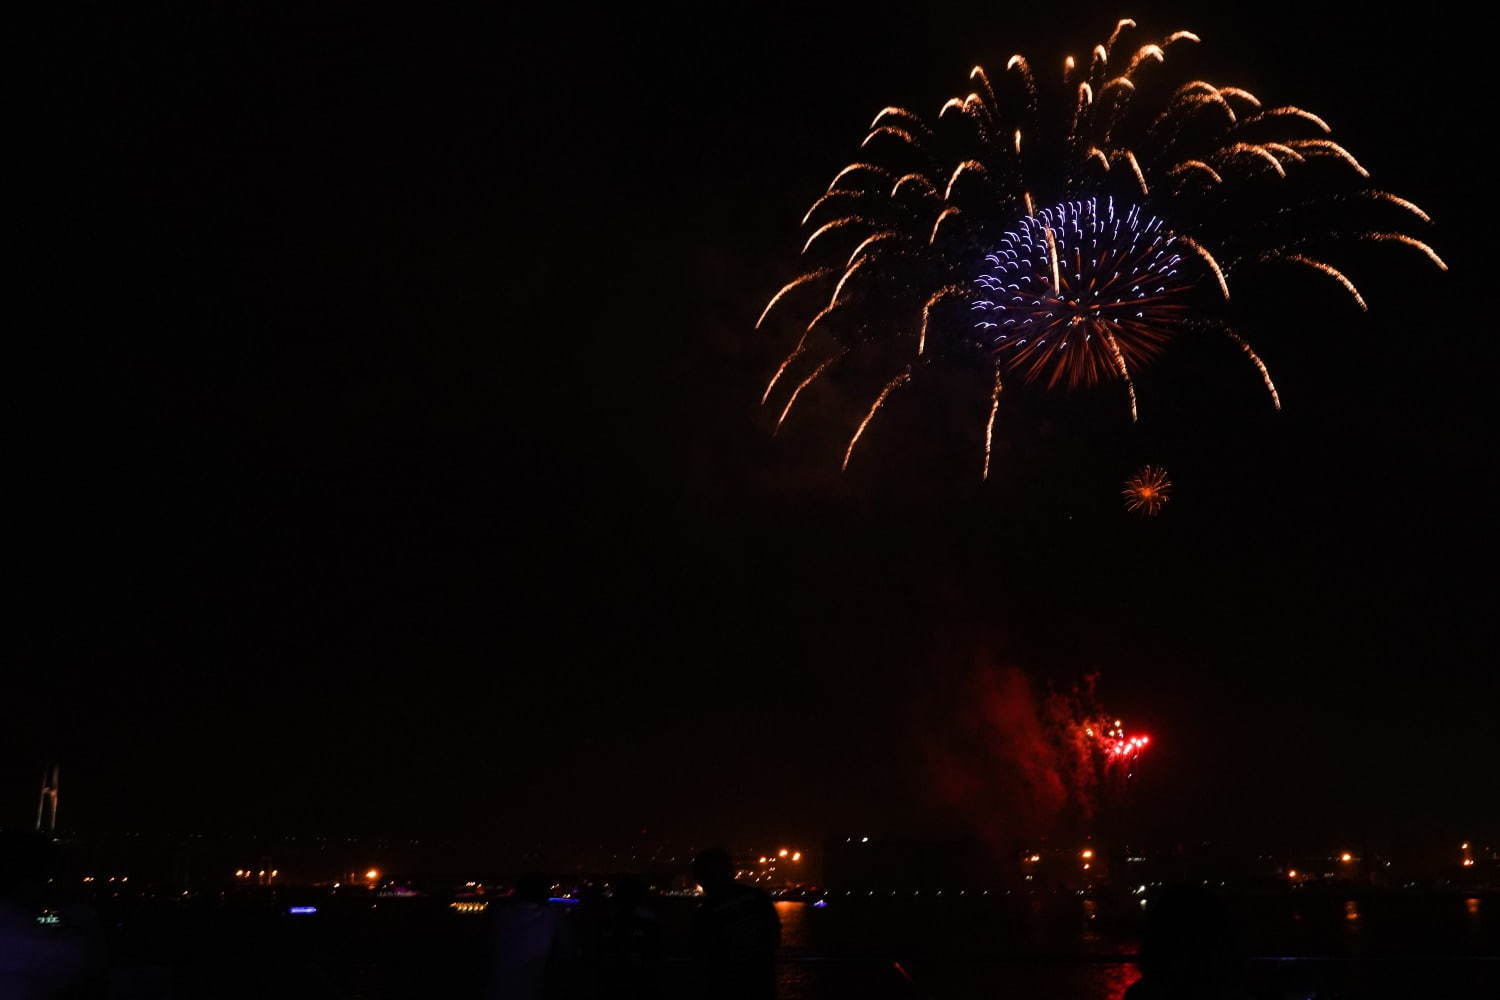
[
  {"x1": 768, "y1": 893, "x2": 1498, "y2": 999},
  {"x1": 94, "y1": 891, "x2": 1497, "y2": 998}
]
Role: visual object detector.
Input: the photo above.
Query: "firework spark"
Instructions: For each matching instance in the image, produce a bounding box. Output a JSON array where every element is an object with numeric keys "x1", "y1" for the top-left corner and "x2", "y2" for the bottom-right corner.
[
  {"x1": 756, "y1": 269, "x2": 832, "y2": 329},
  {"x1": 777, "y1": 352, "x2": 844, "y2": 432},
  {"x1": 1123, "y1": 465, "x2": 1172, "y2": 515},
  {"x1": 982, "y1": 367, "x2": 1003, "y2": 481},
  {"x1": 1225, "y1": 329, "x2": 1281, "y2": 409},
  {"x1": 757, "y1": 21, "x2": 1443, "y2": 477},
  {"x1": 1082, "y1": 717, "x2": 1153, "y2": 782},
  {"x1": 1085, "y1": 718, "x2": 1150, "y2": 758},
  {"x1": 1279, "y1": 254, "x2": 1368, "y2": 310},
  {"x1": 843, "y1": 368, "x2": 911, "y2": 470}
]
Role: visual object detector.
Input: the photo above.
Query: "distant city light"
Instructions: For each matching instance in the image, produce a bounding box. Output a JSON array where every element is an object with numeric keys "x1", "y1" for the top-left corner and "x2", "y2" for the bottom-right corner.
[
  {"x1": 861, "y1": 837, "x2": 869, "y2": 843},
  {"x1": 778, "y1": 848, "x2": 789, "y2": 858},
  {"x1": 365, "y1": 869, "x2": 380, "y2": 881},
  {"x1": 449, "y1": 901, "x2": 488, "y2": 913},
  {"x1": 1080, "y1": 849, "x2": 1094, "y2": 860},
  {"x1": 1339, "y1": 852, "x2": 1353, "y2": 862},
  {"x1": 288, "y1": 906, "x2": 318, "y2": 915},
  {"x1": 1287, "y1": 869, "x2": 1298, "y2": 879},
  {"x1": 792, "y1": 851, "x2": 802, "y2": 862}
]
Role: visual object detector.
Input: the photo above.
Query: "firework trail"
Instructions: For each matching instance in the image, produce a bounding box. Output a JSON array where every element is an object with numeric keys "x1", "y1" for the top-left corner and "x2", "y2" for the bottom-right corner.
[{"x1": 757, "y1": 18, "x2": 1443, "y2": 477}]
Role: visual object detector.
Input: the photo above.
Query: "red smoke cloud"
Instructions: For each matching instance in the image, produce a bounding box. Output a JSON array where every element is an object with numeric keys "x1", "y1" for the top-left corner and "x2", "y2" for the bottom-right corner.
[{"x1": 925, "y1": 665, "x2": 1112, "y2": 846}]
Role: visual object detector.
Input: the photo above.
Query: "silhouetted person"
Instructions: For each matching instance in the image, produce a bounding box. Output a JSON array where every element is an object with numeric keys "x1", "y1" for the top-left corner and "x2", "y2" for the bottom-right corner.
[
  {"x1": 569, "y1": 885, "x2": 609, "y2": 998},
  {"x1": 690, "y1": 848, "x2": 780, "y2": 999},
  {"x1": 0, "y1": 832, "x2": 101, "y2": 999},
  {"x1": 487, "y1": 873, "x2": 576, "y2": 999},
  {"x1": 601, "y1": 877, "x2": 663, "y2": 999},
  {"x1": 1125, "y1": 884, "x2": 1249, "y2": 1000}
]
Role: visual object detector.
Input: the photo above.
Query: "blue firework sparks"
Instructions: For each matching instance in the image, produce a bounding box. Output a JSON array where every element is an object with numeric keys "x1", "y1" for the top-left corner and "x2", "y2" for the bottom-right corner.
[{"x1": 974, "y1": 197, "x2": 1192, "y2": 391}]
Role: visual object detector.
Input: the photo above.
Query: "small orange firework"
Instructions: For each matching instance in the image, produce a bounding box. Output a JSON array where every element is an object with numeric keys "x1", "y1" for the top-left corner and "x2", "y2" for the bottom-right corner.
[{"x1": 1123, "y1": 465, "x2": 1171, "y2": 515}]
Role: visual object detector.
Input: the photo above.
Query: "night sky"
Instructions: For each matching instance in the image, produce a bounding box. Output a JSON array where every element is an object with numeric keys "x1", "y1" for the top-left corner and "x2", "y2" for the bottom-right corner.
[{"x1": 14, "y1": 3, "x2": 1493, "y2": 855}]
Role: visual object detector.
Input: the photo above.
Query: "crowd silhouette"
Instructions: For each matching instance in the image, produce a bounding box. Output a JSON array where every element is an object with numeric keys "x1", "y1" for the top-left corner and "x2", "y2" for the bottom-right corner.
[{"x1": 486, "y1": 848, "x2": 779, "y2": 1000}]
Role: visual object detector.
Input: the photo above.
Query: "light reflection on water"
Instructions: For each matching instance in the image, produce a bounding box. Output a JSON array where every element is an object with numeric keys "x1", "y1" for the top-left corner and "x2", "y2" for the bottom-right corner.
[
  {"x1": 771, "y1": 899, "x2": 1141, "y2": 999},
  {"x1": 755, "y1": 895, "x2": 1494, "y2": 999},
  {"x1": 774, "y1": 900, "x2": 807, "y2": 943}
]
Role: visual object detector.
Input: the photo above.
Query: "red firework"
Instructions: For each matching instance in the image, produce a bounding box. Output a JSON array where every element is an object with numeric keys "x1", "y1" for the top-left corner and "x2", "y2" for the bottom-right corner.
[{"x1": 1086, "y1": 718, "x2": 1151, "y2": 766}]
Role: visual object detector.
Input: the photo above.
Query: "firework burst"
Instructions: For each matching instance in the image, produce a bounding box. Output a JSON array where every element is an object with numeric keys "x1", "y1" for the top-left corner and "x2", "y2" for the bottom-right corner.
[
  {"x1": 974, "y1": 199, "x2": 1196, "y2": 394},
  {"x1": 757, "y1": 19, "x2": 1444, "y2": 477},
  {"x1": 932, "y1": 666, "x2": 1154, "y2": 839},
  {"x1": 1122, "y1": 464, "x2": 1171, "y2": 515},
  {"x1": 1083, "y1": 717, "x2": 1151, "y2": 771}
]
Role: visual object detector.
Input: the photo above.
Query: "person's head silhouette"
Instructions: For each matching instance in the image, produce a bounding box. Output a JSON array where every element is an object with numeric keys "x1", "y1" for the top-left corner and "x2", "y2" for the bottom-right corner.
[
  {"x1": 1132, "y1": 883, "x2": 1243, "y2": 998},
  {"x1": 692, "y1": 848, "x2": 736, "y2": 896},
  {"x1": 514, "y1": 872, "x2": 551, "y2": 905},
  {"x1": 614, "y1": 876, "x2": 648, "y2": 909},
  {"x1": 0, "y1": 832, "x2": 53, "y2": 905}
]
